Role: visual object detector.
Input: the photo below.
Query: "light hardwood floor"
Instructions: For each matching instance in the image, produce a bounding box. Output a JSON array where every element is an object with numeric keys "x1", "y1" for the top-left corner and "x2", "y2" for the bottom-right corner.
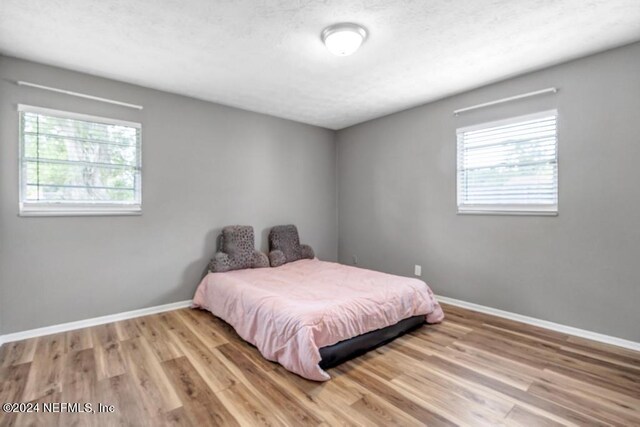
[{"x1": 1, "y1": 303, "x2": 639, "y2": 426}]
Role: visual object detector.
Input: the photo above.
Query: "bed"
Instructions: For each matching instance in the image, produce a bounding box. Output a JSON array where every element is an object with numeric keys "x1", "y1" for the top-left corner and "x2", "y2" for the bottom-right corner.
[{"x1": 193, "y1": 257, "x2": 444, "y2": 381}]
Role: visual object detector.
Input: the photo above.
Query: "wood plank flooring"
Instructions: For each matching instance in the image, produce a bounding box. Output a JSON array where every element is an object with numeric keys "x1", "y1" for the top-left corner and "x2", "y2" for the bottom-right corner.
[{"x1": 1, "y1": 303, "x2": 639, "y2": 426}]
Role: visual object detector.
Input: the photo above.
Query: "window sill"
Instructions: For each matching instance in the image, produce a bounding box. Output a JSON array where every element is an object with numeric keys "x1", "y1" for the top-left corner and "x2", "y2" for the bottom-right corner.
[
  {"x1": 19, "y1": 207, "x2": 142, "y2": 217},
  {"x1": 457, "y1": 208, "x2": 558, "y2": 216}
]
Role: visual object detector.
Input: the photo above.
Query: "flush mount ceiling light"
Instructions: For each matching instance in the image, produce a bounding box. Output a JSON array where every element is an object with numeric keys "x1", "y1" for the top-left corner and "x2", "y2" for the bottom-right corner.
[{"x1": 321, "y1": 23, "x2": 367, "y2": 56}]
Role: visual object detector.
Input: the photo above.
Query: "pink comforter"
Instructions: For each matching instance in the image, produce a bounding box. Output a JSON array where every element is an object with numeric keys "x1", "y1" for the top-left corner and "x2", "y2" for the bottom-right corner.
[{"x1": 192, "y1": 258, "x2": 444, "y2": 381}]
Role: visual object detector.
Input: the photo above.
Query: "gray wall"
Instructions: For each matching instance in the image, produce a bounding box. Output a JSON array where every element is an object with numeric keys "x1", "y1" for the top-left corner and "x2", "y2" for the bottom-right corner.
[
  {"x1": 0, "y1": 56, "x2": 337, "y2": 334},
  {"x1": 2, "y1": 43, "x2": 638, "y2": 342},
  {"x1": 337, "y1": 42, "x2": 640, "y2": 342}
]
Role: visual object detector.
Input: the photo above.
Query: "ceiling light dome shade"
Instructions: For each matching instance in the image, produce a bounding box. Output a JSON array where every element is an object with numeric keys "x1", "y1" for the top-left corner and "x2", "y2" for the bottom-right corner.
[{"x1": 322, "y1": 23, "x2": 367, "y2": 56}]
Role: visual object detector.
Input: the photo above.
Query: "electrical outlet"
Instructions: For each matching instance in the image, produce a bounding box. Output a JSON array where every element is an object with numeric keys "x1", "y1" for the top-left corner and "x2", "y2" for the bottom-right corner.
[
  {"x1": 352, "y1": 255, "x2": 358, "y2": 265},
  {"x1": 414, "y1": 265, "x2": 422, "y2": 276}
]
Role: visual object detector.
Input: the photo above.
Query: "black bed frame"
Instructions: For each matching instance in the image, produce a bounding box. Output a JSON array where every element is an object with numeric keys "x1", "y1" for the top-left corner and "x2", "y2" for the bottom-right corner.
[{"x1": 318, "y1": 315, "x2": 425, "y2": 370}]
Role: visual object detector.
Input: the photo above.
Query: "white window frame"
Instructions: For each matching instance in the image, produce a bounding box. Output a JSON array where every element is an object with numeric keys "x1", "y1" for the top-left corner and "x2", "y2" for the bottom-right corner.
[
  {"x1": 18, "y1": 105, "x2": 142, "y2": 217},
  {"x1": 456, "y1": 110, "x2": 558, "y2": 216}
]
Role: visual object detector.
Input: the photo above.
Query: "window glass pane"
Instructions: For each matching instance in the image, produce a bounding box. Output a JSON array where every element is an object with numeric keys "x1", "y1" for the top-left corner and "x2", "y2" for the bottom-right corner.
[
  {"x1": 457, "y1": 112, "x2": 557, "y2": 213},
  {"x1": 23, "y1": 133, "x2": 138, "y2": 166},
  {"x1": 24, "y1": 162, "x2": 137, "y2": 200},
  {"x1": 19, "y1": 107, "x2": 141, "y2": 212}
]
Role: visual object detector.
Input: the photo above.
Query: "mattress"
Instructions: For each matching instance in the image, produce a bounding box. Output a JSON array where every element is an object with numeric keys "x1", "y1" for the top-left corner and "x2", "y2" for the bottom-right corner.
[{"x1": 192, "y1": 258, "x2": 444, "y2": 381}]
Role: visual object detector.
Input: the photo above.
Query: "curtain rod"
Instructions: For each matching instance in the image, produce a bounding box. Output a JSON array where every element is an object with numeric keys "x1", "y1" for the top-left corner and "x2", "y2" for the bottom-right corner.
[
  {"x1": 17, "y1": 81, "x2": 144, "y2": 110},
  {"x1": 453, "y1": 87, "x2": 557, "y2": 116}
]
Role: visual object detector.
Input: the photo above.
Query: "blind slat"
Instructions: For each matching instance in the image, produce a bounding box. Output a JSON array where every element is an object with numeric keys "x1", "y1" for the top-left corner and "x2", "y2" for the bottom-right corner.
[
  {"x1": 460, "y1": 160, "x2": 556, "y2": 173},
  {"x1": 462, "y1": 138, "x2": 557, "y2": 154},
  {"x1": 463, "y1": 116, "x2": 556, "y2": 136},
  {"x1": 463, "y1": 127, "x2": 556, "y2": 147},
  {"x1": 24, "y1": 157, "x2": 139, "y2": 170}
]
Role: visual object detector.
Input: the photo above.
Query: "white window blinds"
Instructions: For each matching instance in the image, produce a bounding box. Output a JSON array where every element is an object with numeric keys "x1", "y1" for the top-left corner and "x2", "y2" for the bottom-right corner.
[
  {"x1": 456, "y1": 110, "x2": 558, "y2": 215},
  {"x1": 19, "y1": 105, "x2": 142, "y2": 216}
]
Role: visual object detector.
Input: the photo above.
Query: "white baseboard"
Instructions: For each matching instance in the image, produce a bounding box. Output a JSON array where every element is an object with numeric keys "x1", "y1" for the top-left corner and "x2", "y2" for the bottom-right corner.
[
  {"x1": 436, "y1": 295, "x2": 640, "y2": 352},
  {"x1": 2, "y1": 296, "x2": 638, "y2": 353},
  {"x1": 0, "y1": 300, "x2": 193, "y2": 346}
]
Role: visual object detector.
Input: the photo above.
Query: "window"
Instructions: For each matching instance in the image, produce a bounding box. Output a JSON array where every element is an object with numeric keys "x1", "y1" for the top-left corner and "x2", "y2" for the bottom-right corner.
[
  {"x1": 456, "y1": 110, "x2": 558, "y2": 215},
  {"x1": 19, "y1": 105, "x2": 141, "y2": 216}
]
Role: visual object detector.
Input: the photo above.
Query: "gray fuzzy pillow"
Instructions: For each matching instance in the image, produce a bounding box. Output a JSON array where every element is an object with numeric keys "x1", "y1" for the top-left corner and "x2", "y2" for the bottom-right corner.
[
  {"x1": 208, "y1": 225, "x2": 269, "y2": 273},
  {"x1": 268, "y1": 225, "x2": 315, "y2": 267}
]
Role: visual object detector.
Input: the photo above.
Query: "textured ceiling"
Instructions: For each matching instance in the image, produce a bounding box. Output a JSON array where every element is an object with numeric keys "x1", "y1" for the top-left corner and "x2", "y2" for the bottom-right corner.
[{"x1": 1, "y1": 1, "x2": 639, "y2": 130}]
